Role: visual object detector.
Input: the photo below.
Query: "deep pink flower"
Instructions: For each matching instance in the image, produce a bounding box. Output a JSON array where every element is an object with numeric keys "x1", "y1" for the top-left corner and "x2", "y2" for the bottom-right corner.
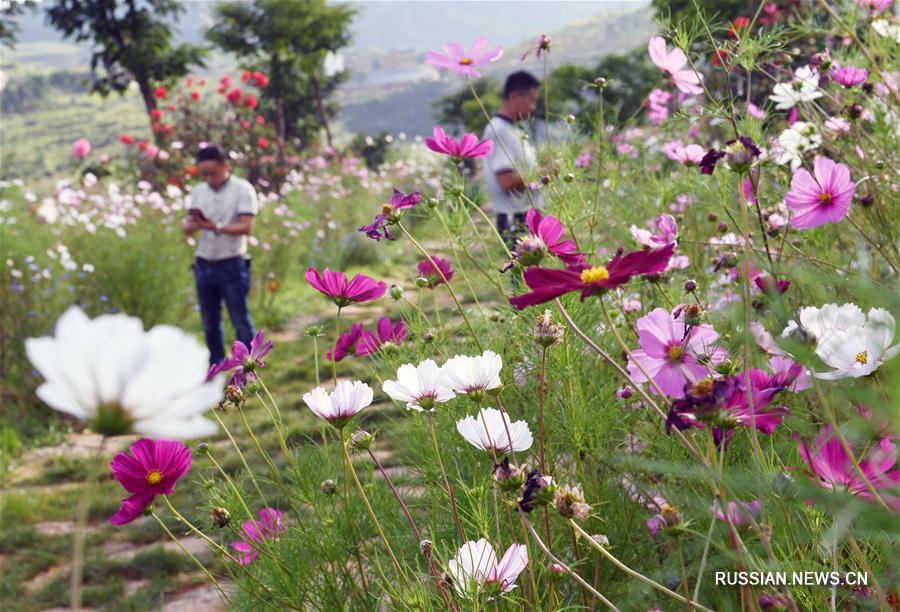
[
  {"x1": 785, "y1": 157, "x2": 855, "y2": 229},
  {"x1": 418, "y1": 256, "x2": 454, "y2": 288},
  {"x1": 509, "y1": 243, "x2": 675, "y2": 310},
  {"x1": 230, "y1": 508, "x2": 286, "y2": 565},
  {"x1": 207, "y1": 330, "x2": 274, "y2": 387},
  {"x1": 799, "y1": 426, "x2": 900, "y2": 509},
  {"x1": 426, "y1": 37, "x2": 503, "y2": 78},
  {"x1": 425, "y1": 125, "x2": 493, "y2": 160},
  {"x1": 328, "y1": 323, "x2": 364, "y2": 363},
  {"x1": 855, "y1": 0, "x2": 892, "y2": 14},
  {"x1": 648, "y1": 36, "x2": 704, "y2": 95},
  {"x1": 359, "y1": 189, "x2": 421, "y2": 241},
  {"x1": 718, "y1": 370, "x2": 790, "y2": 434},
  {"x1": 831, "y1": 65, "x2": 868, "y2": 88},
  {"x1": 516, "y1": 208, "x2": 585, "y2": 266},
  {"x1": 663, "y1": 141, "x2": 705, "y2": 166},
  {"x1": 627, "y1": 307, "x2": 728, "y2": 397},
  {"x1": 73, "y1": 138, "x2": 92, "y2": 160},
  {"x1": 630, "y1": 214, "x2": 678, "y2": 248},
  {"x1": 306, "y1": 268, "x2": 387, "y2": 307},
  {"x1": 357, "y1": 317, "x2": 409, "y2": 356},
  {"x1": 109, "y1": 439, "x2": 191, "y2": 525}
]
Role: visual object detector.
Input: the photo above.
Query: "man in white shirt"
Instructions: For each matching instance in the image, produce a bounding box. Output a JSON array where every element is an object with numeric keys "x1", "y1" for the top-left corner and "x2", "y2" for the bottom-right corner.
[
  {"x1": 182, "y1": 145, "x2": 258, "y2": 366},
  {"x1": 482, "y1": 71, "x2": 543, "y2": 245}
]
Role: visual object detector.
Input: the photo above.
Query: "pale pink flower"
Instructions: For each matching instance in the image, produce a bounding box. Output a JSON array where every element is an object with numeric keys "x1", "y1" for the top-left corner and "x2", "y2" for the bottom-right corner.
[
  {"x1": 426, "y1": 37, "x2": 503, "y2": 78},
  {"x1": 648, "y1": 36, "x2": 704, "y2": 95}
]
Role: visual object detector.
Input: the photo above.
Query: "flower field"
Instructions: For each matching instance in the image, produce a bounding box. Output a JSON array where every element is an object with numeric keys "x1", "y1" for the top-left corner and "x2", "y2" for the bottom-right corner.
[{"x1": 1, "y1": 1, "x2": 899, "y2": 610}]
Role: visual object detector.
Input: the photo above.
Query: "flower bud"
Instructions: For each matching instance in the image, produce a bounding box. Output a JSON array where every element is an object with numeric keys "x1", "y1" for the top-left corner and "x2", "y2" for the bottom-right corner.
[
  {"x1": 348, "y1": 429, "x2": 375, "y2": 453},
  {"x1": 426, "y1": 197, "x2": 439, "y2": 209},
  {"x1": 564, "y1": 114, "x2": 577, "y2": 124},
  {"x1": 547, "y1": 562, "x2": 566, "y2": 577},
  {"x1": 420, "y1": 539, "x2": 433, "y2": 558},
  {"x1": 515, "y1": 235, "x2": 548, "y2": 266},
  {"x1": 389, "y1": 284, "x2": 404, "y2": 300},
  {"x1": 717, "y1": 221, "x2": 729, "y2": 233},
  {"x1": 593, "y1": 77, "x2": 608, "y2": 88},
  {"x1": 320, "y1": 479, "x2": 337, "y2": 495},
  {"x1": 860, "y1": 194, "x2": 874, "y2": 208},
  {"x1": 224, "y1": 384, "x2": 243, "y2": 404},
  {"x1": 211, "y1": 506, "x2": 230, "y2": 528},
  {"x1": 415, "y1": 276, "x2": 429, "y2": 288},
  {"x1": 707, "y1": 213, "x2": 718, "y2": 222},
  {"x1": 305, "y1": 325, "x2": 323, "y2": 337},
  {"x1": 591, "y1": 533, "x2": 609, "y2": 548},
  {"x1": 714, "y1": 359, "x2": 734, "y2": 375},
  {"x1": 616, "y1": 385, "x2": 633, "y2": 399},
  {"x1": 684, "y1": 279, "x2": 697, "y2": 292},
  {"x1": 563, "y1": 172, "x2": 575, "y2": 183},
  {"x1": 196, "y1": 442, "x2": 209, "y2": 454}
]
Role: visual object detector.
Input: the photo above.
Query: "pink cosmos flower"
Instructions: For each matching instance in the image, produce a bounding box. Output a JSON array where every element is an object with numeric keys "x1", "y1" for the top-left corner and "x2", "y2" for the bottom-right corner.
[
  {"x1": 855, "y1": 0, "x2": 892, "y2": 14},
  {"x1": 798, "y1": 426, "x2": 900, "y2": 509},
  {"x1": 425, "y1": 125, "x2": 493, "y2": 160},
  {"x1": 832, "y1": 65, "x2": 868, "y2": 87},
  {"x1": 630, "y1": 214, "x2": 678, "y2": 248},
  {"x1": 575, "y1": 152, "x2": 592, "y2": 168},
  {"x1": 663, "y1": 141, "x2": 705, "y2": 166},
  {"x1": 509, "y1": 244, "x2": 675, "y2": 310},
  {"x1": 747, "y1": 102, "x2": 767, "y2": 120},
  {"x1": 627, "y1": 307, "x2": 728, "y2": 397},
  {"x1": 784, "y1": 157, "x2": 855, "y2": 229},
  {"x1": 109, "y1": 438, "x2": 192, "y2": 525},
  {"x1": 230, "y1": 508, "x2": 285, "y2": 565},
  {"x1": 426, "y1": 37, "x2": 503, "y2": 78},
  {"x1": 516, "y1": 208, "x2": 585, "y2": 266},
  {"x1": 359, "y1": 188, "x2": 421, "y2": 241},
  {"x1": 648, "y1": 36, "x2": 704, "y2": 95},
  {"x1": 447, "y1": 539, "x2": 528, "y2": 596},
  {"x1": 357, "y1": 317, "x2": 408, "y2": 356},
  {"x1": 73, "y1": 138, "x2": 92, "y2": 160},
  {"x1": 207, "y1": 330, "x2": 274, "y2": 387},
  {"x1": 712, "y1": 499, "x2": 762, "y2": 528},
  {"x1": 306, "y1": 268, "x2": 387, "y2": 307},
  {"x1": 327, "y1": 323, "x2": 364, "y2": 362},
  {"x1": 646, "y1": 88, "x2": 672, "y2": 125},
  {"x1": 418, "y1": 256, "x2": 454, "y2": 288}
]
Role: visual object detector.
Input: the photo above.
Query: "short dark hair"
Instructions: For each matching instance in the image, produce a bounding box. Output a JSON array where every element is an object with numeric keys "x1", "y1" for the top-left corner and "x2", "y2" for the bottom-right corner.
[
  {"x1": 195, "y1": 144, "x2": 226, "y2": 163},
  {"x1": 502, "y1": 71, "x2": 540, "y2": 100}
]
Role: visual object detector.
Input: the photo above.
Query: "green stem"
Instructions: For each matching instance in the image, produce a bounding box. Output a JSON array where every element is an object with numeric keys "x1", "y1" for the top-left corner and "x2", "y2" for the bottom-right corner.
[
  {"x1": 211, "y1": 410, "x2": 269, "y2": 507},
  {"x1": 70, "y1": 436, "x2": 105, "y2": 611},
  {"x1": 428, "y1": 416, "x2": 466, "y2": 543}
]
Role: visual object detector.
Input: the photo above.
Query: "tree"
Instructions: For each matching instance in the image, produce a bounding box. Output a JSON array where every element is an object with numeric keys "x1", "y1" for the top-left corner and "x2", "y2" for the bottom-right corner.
[
  {"x1": 1, "y1": 0, "x2": 37, "y2": 48},
  {"x1": 434, "y1": 77, "x2": 501, "y2": 135},
  {"x1": 44, "y1": 0, "x2": 205, "y2": 123},
  {"x1": 206, "y1": 0, "x2": 355, "y2": 149}
]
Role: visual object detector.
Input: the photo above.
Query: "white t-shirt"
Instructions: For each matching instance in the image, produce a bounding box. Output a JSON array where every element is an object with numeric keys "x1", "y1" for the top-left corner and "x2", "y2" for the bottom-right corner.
[
  {"x1": 482, "y1": 114, "x2": 543, "y2": 215},
  {"x1": 189, "y1": 176, "x2": 258, "y2": 260}
]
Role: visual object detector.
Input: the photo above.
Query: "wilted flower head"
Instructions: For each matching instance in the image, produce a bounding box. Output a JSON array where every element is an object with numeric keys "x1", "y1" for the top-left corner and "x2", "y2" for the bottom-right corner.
[
  {"x1": 447, "y1": 539, "x2": 528, "y2": 597},
  {"x1": 25, "y1": 306, "x2": 223, "y2": 438},
  {"x1": 211, "y1": 506, "x2": 231, "y2": 528},
  {"x1": 426, "y1": 37, "x2": 503, "y2": 78},
  {"x1": 457, "y1": 408, "x2": 533, "y2": 453},
  {"x1": 359, "y1": 189, "x2": 421, "y2": 241},
  {"x1": 109, "y1": 438, "x2": 192, "y2": 525},
  {"x1": 534, "y1": 310, "x2": 565, "y2": 347},
  {"x1": 555, "y1": 484, "x2": 591, "y2": 520},
  {"x1": 519, "y1": 470, "x2": 556, "y2": 512}
]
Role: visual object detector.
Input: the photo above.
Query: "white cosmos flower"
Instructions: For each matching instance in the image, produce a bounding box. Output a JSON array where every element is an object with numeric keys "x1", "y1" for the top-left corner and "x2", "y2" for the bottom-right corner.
[
  {"x1": 456, "y1": 408, "x2": 533, "y2": 453},
  {"x1": 303, "y1": 380, "x2": 373, "y2": 426},
  {"x1": 873, "y1": 19, "x2": 900, "y2": 44},
  {"x1": 814, "y1": 308, "x2": 898, "y2": 379},
  {"x1": 382, "y1": 359, "x2": 455, "y2": 411},
  {"x1": 774, "y1": 122, "x2": 822, "y2": 169},
  {"x1": 769, "y1": 65, "x2": 823, "y2": 110},
  {"x1": 447, "y1": 539, "x2": 528, "y2": 597},
  {"x1": 440, "y1": 350, "x2": 502, "y2": 396},
  {"x1": 24, "y1": 306, "x2": 223, "y2": 438}
]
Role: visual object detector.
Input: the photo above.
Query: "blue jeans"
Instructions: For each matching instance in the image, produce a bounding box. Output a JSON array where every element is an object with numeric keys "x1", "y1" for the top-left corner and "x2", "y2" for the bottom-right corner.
[{"x1": 194, "y1": 257, "x2": 255, "y2": 366}]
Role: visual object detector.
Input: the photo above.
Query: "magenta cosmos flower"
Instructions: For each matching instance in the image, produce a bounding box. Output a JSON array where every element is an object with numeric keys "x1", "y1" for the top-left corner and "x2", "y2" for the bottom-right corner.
[
  {"x1": 109, "y1": 438, "x2": 192, "y2": 525},
  {"x1": 799, "y1": 425, "x2": 900, "y2": 509},
  {"x1": 515, "y1": 208, "x2": 585, "y2": 267},
  {"x1": 230, "y1": 507, "x2": 286, "y2": 565},
  {"x1": 648, "y1": 36, "x2": 703, "y2": 95},
  {"x1": 306, "y1": 268, "x2": 387, "y2": 307},
  {"x1": 73, "y1": 138, "x2": 92, "y2": 159},
  {"x1": 425, "y1": 125, "x2": 493, "y2": 161},
  {"x1": 627, "y1": 307, "x2": 728, "y2": 398},
  {"x1": 418, "y1": 256, "x2": 454, "y2": 288},
  {"x1": 426, "y1": 37, "x2": 503, "y2": 78},
  {"x1": 784, "y1": 157, "x2": 855, "y2": 229},
  {"x1": 359, "y1": 188, "x2": 421, "y2": 241},
  {"x1": 327, "y1": 323, "x2": 364, "y2": 362},
  {"x1": 358, "y1": 316, "x2": 408, "y2": 356},
  {"x1": 207, "y1": 330, "x2": 273, "y2": 387},
  {"x1": 509, "y1": 243, "x2": 675, "y2": 310},
  {"x1": 831, "y1": 65, "x2": 868, "y2": 88}
]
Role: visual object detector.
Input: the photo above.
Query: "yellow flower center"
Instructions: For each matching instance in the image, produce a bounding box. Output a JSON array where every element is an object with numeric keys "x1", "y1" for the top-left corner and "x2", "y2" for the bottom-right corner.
[
  {"x1": 691, "y1": 377, "x2": 714, "y2": 396},
  {"x1": 855, "y1": 351, "x2": 868, "y2": 365},
  {"x1": 381, "y1": 203, "x2": 395, "y2": 215},
  {"x1": 819, "y1": 192, "x2": 832, "y2": 204},
  {"x1": 459, "y1": 57, "x2": 473, "y2": 66},
  {"x1": 662, "y1": 504, "x2": 680, "y2": 516},
  {"x1": 668, "y1": 345, "x2": 685, "y2": 361},
  {"x1": 146, "y1": 470, "x2": 164, "y2": 485},
  {"x1": 580, "y1": 266, "x2": 610, "y2": 284}
]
